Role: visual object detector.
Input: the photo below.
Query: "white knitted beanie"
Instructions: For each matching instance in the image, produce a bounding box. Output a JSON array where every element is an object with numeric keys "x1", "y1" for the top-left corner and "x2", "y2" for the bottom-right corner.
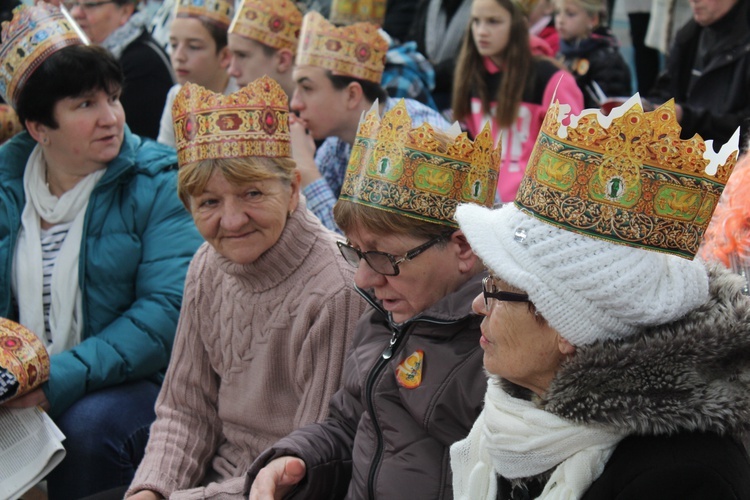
[{"x1": 456, "y1": 203, "x2": 710, "y2": 346}]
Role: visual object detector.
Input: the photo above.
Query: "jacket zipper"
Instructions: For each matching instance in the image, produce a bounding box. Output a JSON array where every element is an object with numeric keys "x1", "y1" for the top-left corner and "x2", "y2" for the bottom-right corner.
[{"x1": 355, "y1": 287, "x2": 460, "y2": 499}]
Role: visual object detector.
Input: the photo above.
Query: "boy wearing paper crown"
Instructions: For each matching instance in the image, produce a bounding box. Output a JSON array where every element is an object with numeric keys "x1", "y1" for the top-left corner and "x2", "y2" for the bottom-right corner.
[
  {"x1": 290, "y1": 11, "x2": 448, "y2": 232},
  {"x1": 450, "y1": 95, "x2": 750, "y2": 497},
  {"x1": 156, "y1": 0, "x2": 238, "y2": 147},
  {"x1": 226, "y1": 0, "x2": 301, "y2": 97},
  {"x1": 248, "y1": 102, "x2": 499, "y2": 498}
]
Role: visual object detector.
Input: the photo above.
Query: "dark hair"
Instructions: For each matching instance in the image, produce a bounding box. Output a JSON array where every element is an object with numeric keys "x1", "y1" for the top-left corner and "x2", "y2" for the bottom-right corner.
[
  {"x1": 452, "y1": 0, "x2": 533, "y2": 128},
  {"x1": 15, "y1": 45, "x2": 123, "y2": 128},
  {"x1": 176, "y1": 14, "x2": 229, "y2": 51},
  {"x1": 326, "y1": 71, "x2": 388, "y2": 103}
]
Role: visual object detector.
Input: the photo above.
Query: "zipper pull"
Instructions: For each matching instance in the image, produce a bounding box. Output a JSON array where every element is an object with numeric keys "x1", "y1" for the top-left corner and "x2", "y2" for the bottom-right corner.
[{"x1": 381, "y1": 330, "x2": 399, "y2": 359}]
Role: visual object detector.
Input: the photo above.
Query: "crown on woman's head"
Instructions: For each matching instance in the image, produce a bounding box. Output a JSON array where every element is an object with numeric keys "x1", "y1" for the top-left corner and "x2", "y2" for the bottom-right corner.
[
  {"x1": 175, "y1": 0, "x2": 235, "y2": 29},
  {"x1": 340, "y1": 100, "x2": 501, "y2": 227},
  {"x1": 330, "y1": 0, "x2": 386, "y2": 26},
  {"x1": 296, "y1": 11, "x2": 387, "y2": 84},
  {"x1": 229, "y1": 0, "x2": 302, "y2": 53},
  {"x1": 0, "y1": 3, "x2": 87, "y2": 108},
  {"x1": 515, "y1": 94, "x2": 739, "y2": 259},
  {"x1": 172, "y1": 76, "x2": 291, "y2": 166}
]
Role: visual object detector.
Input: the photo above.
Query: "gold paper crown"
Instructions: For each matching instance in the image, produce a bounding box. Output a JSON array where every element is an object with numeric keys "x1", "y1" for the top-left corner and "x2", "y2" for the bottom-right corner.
[
  {"x1": 340, "y1": 100, "x2": 501, "y2": 228},
  {"x1": 330, "y1": 0, "x2": 386, "y2": 26},
  {"x1": 515, "y1": 94, "x2": 739, "y2": 259},
  {"x1": 0, "y1": 3, "x2": 87, "y2": 108},
  {"x1": 172, "y1": 76, "x2": 291, "y2": 166},
  {"x1": 175, "y1": 0, "x2": 235, "y2": 29},
  {"x1": 296, "y1": 11, "x2": 387, "y2": 83},
  {"x1": 228, "y1": 0, "x2": 302, "y2": 53}
]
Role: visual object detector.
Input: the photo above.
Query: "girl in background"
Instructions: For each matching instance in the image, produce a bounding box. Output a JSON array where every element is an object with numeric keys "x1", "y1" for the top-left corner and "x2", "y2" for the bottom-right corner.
[
  {"x1": 452, "y1": 0, "x2": 583, "y2": 203},
  {"x1": 157, "y1": 0, "x2": 238, "y2": 147},
  {"x1": 554, "y1": 0, "x2": 631, "y2": 108}
]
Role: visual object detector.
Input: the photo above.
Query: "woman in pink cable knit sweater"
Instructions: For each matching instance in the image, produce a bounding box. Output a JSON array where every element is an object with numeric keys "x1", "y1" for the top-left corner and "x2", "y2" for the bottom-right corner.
[{"x1": 126, "y1": 76, "x2": 366, "y2": 500}]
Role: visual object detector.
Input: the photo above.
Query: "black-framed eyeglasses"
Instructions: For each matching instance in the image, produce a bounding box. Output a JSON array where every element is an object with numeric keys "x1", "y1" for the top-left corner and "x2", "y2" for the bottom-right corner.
[
  {"x1": 337, "y1": 233, "x2": 449, "y2": 276},
  {"x1": 64, "y1": 0, "x2": 116, "y2": 11},
  {"x1": 482, "y1": 275, "x2": 530, "y2": 310}
]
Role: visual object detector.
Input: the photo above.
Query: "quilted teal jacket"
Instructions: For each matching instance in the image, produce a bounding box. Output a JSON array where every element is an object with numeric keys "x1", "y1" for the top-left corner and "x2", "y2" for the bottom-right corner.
[{"x1": 0, "y1": 129, "x2": 203, "y2": 417}]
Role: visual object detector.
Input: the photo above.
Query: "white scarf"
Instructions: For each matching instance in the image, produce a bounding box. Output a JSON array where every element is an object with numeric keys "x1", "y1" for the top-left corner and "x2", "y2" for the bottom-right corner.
[
  {"x1": 11, "y1": 145, "x2": 105, "y2": 354},
  {"x1": 102, "y1": 10, "x2": 149, "y2": 59},
  {"x1": 451, "y1": 382, "x2": 625, "y2": 500}
]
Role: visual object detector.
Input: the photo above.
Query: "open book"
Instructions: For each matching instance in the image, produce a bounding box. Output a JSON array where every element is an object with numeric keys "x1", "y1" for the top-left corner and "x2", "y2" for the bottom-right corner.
[{"x1": 0, "y1": 318, "x2": 65, "y2": 500}]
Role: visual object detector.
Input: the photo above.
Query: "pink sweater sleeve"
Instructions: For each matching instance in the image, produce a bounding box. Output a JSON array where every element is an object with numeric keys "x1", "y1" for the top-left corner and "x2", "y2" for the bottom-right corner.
[{"x1": 127, "y1": 248, "x2": 223, "y2": 498}]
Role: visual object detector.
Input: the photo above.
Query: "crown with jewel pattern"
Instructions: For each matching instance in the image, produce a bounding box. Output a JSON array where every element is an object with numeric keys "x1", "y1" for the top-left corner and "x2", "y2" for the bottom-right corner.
[
  {"x1": 172, "y1": 76, "x2": 291, "y2": 166},
  {"x1": 515, "y1": 94, "x2": 739, "y2": 259},
  {"x1": 0, "y1": 3, "x2": 87, "y2": 108},
  {"x1": 340, "y1": 100, "x2": 501, "y2": 228},
  {"x1": 296, "y1": 10, "x2": 387, "y2": 83},
  {"x1": 229, "y1": 0, "x2": 302, "y2": 53},
  {"x1": 330, "y1": 0, "x2": 386, "y2": 26},
  {"x1": 175, "y1": 0, "x2": 235, "y2": 29}
]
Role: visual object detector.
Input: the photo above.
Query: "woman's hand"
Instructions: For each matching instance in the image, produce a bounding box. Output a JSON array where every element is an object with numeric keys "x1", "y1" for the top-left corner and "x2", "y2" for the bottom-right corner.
[
  {"x1": 127, "y1": 490, "x2": 162, "y2": 500},
  {"x1": 2, "y1": 388, "x2": 50, "y2": 411},
  {"x1": 249, "y1": 456, "x2": 306, "y2": 500},
  {"x1": 289, "y1": 115, "x2": 320, "y2": 188}
]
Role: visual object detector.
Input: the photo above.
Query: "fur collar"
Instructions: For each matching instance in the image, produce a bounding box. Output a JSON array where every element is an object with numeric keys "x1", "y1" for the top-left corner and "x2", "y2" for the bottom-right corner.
[{"x1": 535, "y1": 264, "x2": 750, "y2": 438}]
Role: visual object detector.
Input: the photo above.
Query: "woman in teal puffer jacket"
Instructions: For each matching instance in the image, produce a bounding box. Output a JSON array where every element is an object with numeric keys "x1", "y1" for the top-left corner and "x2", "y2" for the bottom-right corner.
[{"x1": 0, "y1": 4, "x2": 203, "y2": 498}]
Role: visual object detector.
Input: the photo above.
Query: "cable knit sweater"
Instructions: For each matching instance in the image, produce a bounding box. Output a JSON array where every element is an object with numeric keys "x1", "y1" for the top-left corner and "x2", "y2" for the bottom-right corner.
[{"x1": 126, "y1": 206, "x2": 366, "y2": 499}]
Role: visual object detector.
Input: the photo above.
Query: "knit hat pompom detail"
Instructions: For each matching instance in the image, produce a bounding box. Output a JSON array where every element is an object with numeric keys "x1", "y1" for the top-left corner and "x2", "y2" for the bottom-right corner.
[{"x1": 456, "y1": 203, "x2": 710, "y2": 346}]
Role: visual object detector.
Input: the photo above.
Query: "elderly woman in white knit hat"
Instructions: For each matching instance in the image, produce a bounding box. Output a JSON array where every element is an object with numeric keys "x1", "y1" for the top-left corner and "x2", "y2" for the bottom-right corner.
[{"x1": 451, "y1": 95, "x2": 750, "y2": 499}]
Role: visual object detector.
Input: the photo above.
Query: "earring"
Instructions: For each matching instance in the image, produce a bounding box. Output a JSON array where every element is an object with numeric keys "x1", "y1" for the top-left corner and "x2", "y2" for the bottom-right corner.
[
  {"x1": 288, "y1": 209, "x2": 294, "y2": 218},
  {"x1": 42, "y1": 137, "x2": 49, "y2": 145}
]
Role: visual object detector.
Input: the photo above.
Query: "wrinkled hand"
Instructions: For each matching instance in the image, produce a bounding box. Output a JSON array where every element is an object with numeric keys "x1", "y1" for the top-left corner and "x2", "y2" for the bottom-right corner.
[
  {"x1": 249, "y1": 456, "x2": 306, "y2": 500},
  {"x1": 127, "y1": 490, "x2": 162, "y2": 500},
  {"x1": 289, "y1": 115, "x2": 320, "y2": 188},
  {"x1": 2, "y1": 388, "x2": 49, "y2": 411}
]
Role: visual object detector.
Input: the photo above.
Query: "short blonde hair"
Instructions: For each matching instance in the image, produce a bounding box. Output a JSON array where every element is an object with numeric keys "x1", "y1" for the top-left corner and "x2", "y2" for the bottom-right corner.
[
  {"x1": 178, "y1": 156, "x2": 296, "y2": 209},
  {"x1": 554, "y1": 0, "x2": 606, "y2": 23}
]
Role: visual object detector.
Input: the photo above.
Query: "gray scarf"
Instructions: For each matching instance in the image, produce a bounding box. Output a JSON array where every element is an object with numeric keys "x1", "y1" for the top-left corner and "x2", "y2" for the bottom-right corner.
[{"x1": 424, "y1": 0, "x2": 472, "y2": 64}]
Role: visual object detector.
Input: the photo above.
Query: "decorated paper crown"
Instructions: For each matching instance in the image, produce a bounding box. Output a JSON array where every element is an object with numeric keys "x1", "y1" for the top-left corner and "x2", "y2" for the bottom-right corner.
[
  {"x1": 330, "y1": 0, "x2": 386, "y2": 26},
  {"x1": 0, "y1": 3, "x2": 87, "y2": 108},
  {"x1": 172, "y1": 76, "x2": 291, "y2": 166},
  {"x1": 340, "y1": 100, "x2": 501, "y2": 228},
  {"x1": 175, "y1": 0, "x2": 235, "y2": 29},
  {"x1": 228, "y1": 0, "x2": 302, "y2": 53},
  {"x1": 296, "y1": 11, "x2": 387, "y2": 84},
  {"x1": 515, "y1": 94, "x2": 739, "y2": 259}
]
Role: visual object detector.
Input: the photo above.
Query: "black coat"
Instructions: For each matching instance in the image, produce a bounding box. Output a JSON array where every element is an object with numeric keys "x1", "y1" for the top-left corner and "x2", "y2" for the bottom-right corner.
[
  {"x1": 119, "y1": 29, "x2": 174, "y2": 140},
  {"x1": 649, "y1": 0, "x2": 750, "y2": 147}
]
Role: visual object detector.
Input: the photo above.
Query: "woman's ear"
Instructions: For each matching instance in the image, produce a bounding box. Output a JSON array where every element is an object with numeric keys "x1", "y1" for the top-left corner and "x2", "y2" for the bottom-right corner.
[
  {"x1": 558, "y1": 336, "x2": 576, "y2": 356},
  {"x1": 25, "y1": 120, "x2": 48, "y2": 146},
  {"x1": 287, "y1": 169, "x2": 301, "y2": 214},
  {"x1": 451, "y1": 229, "x2": 480, "y2": 273}
]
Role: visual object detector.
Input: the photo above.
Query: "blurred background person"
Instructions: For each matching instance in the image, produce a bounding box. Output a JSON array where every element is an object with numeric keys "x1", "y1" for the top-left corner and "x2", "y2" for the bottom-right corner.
[
  {"x1": 157, "y1": 0, "x2": 237, "y2": 147},
  {"x1": 0, "y1": 4, "x2": 202, "y2": 498},
  {"x1": 554, "y1": 0, "x2": 631, "y2": 108},
  {"x1": 227, "y1": 0, "x2": 302, "y2": 97},
  {"x1": 452, "y1": 0, "x2": 583, "y2": 203},
  {"x1": 648, "y1": 0, "x2": 750, "y2": 148},
  {"x1": 67, "y1": 0, "x2": 175, "y2": 139},
  {"x1": 126, "y1": 77, "x2": 366, "y2": 499}
]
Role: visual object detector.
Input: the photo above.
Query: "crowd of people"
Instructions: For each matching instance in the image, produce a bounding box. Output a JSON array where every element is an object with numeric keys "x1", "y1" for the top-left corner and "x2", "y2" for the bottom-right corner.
[{"x1": 0, "y1": 0, "x2": 749, "y2": 499}]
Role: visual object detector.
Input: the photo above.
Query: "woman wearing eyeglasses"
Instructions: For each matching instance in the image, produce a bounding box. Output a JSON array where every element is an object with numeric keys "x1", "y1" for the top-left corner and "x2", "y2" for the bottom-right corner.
[
  {"x1": 450, "y1": 97, "x2": 750, "y2": 499},
  {"x1": 248, "y1": 102, "x2": 499, "y2": 499},
  {"x1": 66, "y1": 0, "x2": 174, "y2": 139}
]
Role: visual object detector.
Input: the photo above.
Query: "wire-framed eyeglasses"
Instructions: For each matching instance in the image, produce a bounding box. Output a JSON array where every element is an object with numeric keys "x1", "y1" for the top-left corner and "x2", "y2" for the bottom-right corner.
[
  {"x1": 337, "y1": 233, "x2": 449, "y2": 276},
  {"x1": 63, "y1": 0, "x2": 116, "y2": 12},
  {"x1": 482, "y1": 275, "x2": 530, "y2": 310}
]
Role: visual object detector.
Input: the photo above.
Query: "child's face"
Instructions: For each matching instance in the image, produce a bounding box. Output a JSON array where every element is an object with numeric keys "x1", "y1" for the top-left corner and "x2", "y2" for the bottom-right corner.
[
  {"x1": 227, "y1": 34, "x2": 279, "y2": 88},
  {"x1": 554, "y1": 0, "x2": 596, "y2": 42},
  {"x1": 471, "y1": 0, "x2": 513, "y2": 62},
  {"x1": 169, "y1": 17, "x2": 230, "y2": 90}
]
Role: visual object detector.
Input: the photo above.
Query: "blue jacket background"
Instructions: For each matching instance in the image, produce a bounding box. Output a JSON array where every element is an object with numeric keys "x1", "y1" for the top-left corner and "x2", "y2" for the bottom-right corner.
[{"x1": 0, "y1": 128, "x2": 203, "y2": 417}]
